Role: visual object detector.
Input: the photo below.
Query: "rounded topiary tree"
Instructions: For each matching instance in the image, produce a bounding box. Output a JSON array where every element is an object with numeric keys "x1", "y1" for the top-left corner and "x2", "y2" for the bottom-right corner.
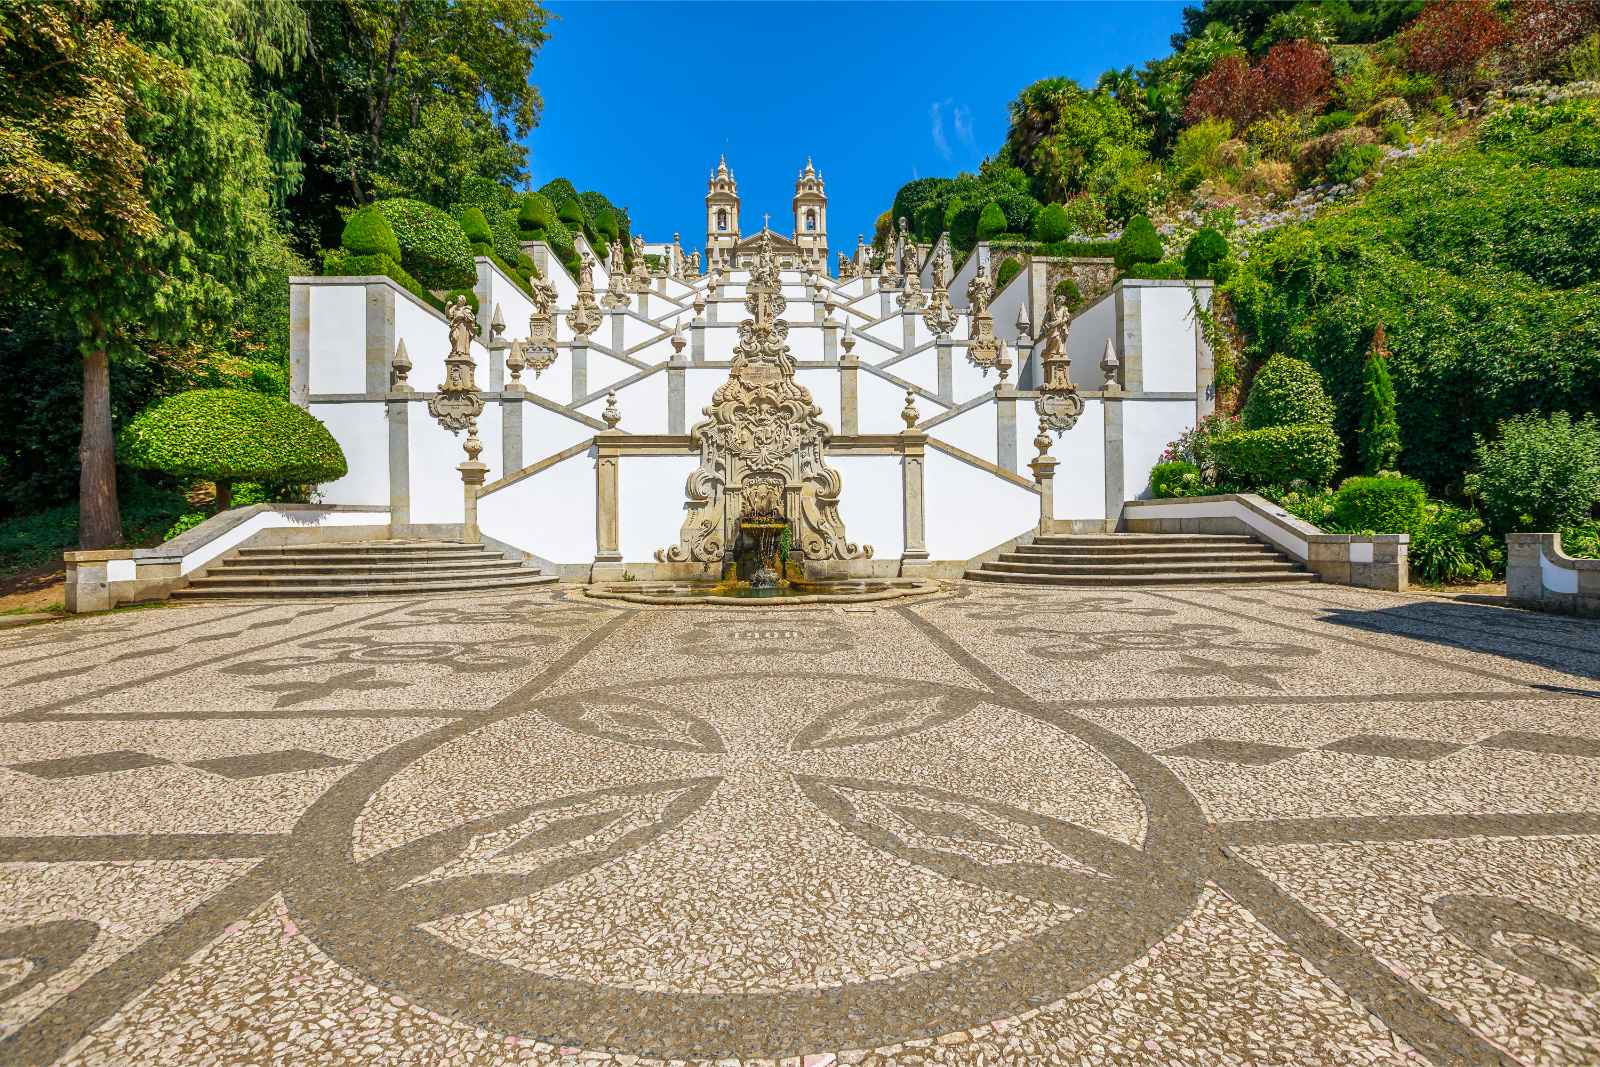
[
  {"x1": 1241, "y1": 354, "x2": 1335, "y2": 430},
  {"x1": 594, "y1": 206, "x2": 620, "y2": 242},
  {"x1": 458, "y1": 206, "x2": 493, "y2": 247},
  {"x1": 976, "y1": 201, "x2": 1009, "y2": 241},
  {"x1": 1033, "y1": 202, "x2": 1072, "y2": 243},
  {"x1": 995, "y1": 257, "x2": 1022, "y2": 289},
  {"x1": 370, "y1": 198, "x2": 475, "y2": 290},
  {"x1": 119, "y1": 390, "x2": 348, "y2": 511},
  {"x1": 1114, "y1": 214, "x2": 1163, "y2": 271},
  {"x1": 1183, "y1": 227, "x2": 1229, "y2": 279},
  {"x1": 341, "y1": 205, "x2": 401, "y2": 261},
  {"x1": 556, "y1": 196, "x2": 585, "y2": 231},
  {"x1": 518, "y1": 191, "x2": 555, "y2": 235}
]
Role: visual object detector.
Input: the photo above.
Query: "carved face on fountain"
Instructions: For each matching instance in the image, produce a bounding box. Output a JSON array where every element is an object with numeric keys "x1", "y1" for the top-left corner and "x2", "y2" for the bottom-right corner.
[
  {"x1": 741, "y1": 481, "x2": 785, "y2": 523},
  {"x1": 730, "y1": 397, "x2": 799, "y2": 471}
]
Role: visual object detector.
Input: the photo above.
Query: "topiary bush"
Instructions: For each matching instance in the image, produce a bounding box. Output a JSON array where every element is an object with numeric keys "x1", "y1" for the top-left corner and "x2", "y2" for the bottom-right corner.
[
  {"x1": 1124, "y1": 259, "x2": 1186, "y2": 279},
  {"x1": 458, "y1": 207, "x2": 493, "y2": 247},
  {"x1": 370, "y1": 198, "x2": 475, "y2": 290},
  {"x1": 1033, "y1": 203, "x2": 1072, "y2": 243},
  {"x1": 319, "y1": 248, "x2": 437, "y2": 311},
  {"x1": 557, "y1": 197, "x2": 585, "y2": 231},
  {"x1": 1212, "y1": 424, "x2": 1341, "y2": 488},
  {"x1": 1053, "y1": 277, "x2": 1082, "y2": 312},
  {"x1": 1114, "y1": 214, "x2": 1163, "y2": 271},
  {"x1": 1465, "y1": 411, "x2": 1600, "y2": 534},
  {"x1": 341, "y1": 205, "x2": 401, "y2": 261},
  {"x1": 594, "y1": 205, "x2": 620, "y2": 242},
  {"x1": 1183, "y1": 228, "x2": 1229, "y2": 280},
  {"x1": 994, "y1": 257, "x2": 1022, "y2": 289},
  {"x1": 118, "y1": 390, "x2": 348, "y2": 511},
  {"x1": 1151, "y1": 460, "x2": 1205, "y2": 498},
  {"x1": 1241, "y1": 354, "x2": 1335, "y2": 430},
  {"x1": 491, "y1": 208, "x2": 523, "y2": 263},
  {"x1": 1330, "y1": 474, "x2": 1427, "y2": 533},
  {"x1": 977, "y1": 201, "x2": 1009, "y2": 241},
  {"x1": 518, "y1": 191, "x2": 555, "y2": 235}
]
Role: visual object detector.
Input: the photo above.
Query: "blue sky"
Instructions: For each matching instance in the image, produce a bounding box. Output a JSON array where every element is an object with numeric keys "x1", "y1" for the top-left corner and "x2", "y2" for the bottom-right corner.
[{"x1": 524, "y1": 1, "x2": 1188, "y2": 251}]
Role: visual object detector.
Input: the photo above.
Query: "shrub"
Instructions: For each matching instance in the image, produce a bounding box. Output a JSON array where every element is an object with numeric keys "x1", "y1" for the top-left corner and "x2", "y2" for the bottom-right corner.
[
  {"x1": 594, "y1": 205, "x2": 621, "y2": 242},
  {"x1": 118, "y1": 390, "x2": 348, "y2": 510},
  {"x1": 994, "y1": 257, "x2": 1022, "y2": 289},
  {"x1": 1185, "y1": 54, "x2": 1262, "y2": 129},
  {"x1": 1465, "y1": 411, "x2": 1600, "y2": 533},
  {"x1": 1213, "y1": 424, "x2": 1342, "y2": 488},
  {"x1": 1125, "y1": 259, "x2": 1186, "y2": 279},
  {"x1": 1296, "y1": 126, "x2": 1379, "y2": 180},
  {"x1": 341, "y1": 205, "x2": 401, "y2": 261},
  {"x1": 1241, "y1": 355, "x2": 1335, "y2": 430},
  {"x1": 1270, "y1": 486, "x2": 1338, "y2": 529},
  {"x1": 162, "y1": 511, "x2": 208, "y2": 542},
  {"x1": 458, "y1": 207, "x2": 493, "y2": 246},
  {"x1": 1171, "y1": 118, "x2": 1235, "y2": 190},
  {"x1": 454, "y1": 176, "x2": 512, "y2": 217},
  {"x1": 557, "y1": 197, "x2": 585, "y2": 231},
  {"x1": 1183, "y1": 228, "x2": 1229, "y2": 279},
  {"x1": 1245, "y1": 114, "x2": 1304, "y2": 161},
  {"x1": 1330, "y1": 474, "x2": 1427, "y2": 533},
  {"x1": 1161, "y1": 412, "x2": 1239, "y2": 474},
  {"x1": 977, "y1": 201, "x2": 1009, "y2": 241},
  {"x1": 1411, "y1": 502, "x2": 1500, "y2": 583},
  {"x1": 1114, "y1": 214, "x2": 1162, "y2": 270},
  {"x1": 370, "y1": 198, "x2": 475, "y2": 290},
  {"x1": 518, "y1": 191, "x2": 555, "y2": 234},
  {"x1": 1257, "y1": 39, "x2": 1332, "y2": 116},
  {"x1": 1151, "y1": 460, "x2": 1205, "y2": 498},
  {"x1": 490, "y1": 208, "x2": 522, "y2": 263},
  {"x1": 1311, "y1": 110, "x2": 1357, "y2": 135},
  {"x1": 1400, "y1": 0, "x2": 1506, "y2": 86},
  {"x1": 516, "y1": 251, "x2": 540, "y2": 279},
  {"x1": 442, "y1": 287, "x2": 480, "y2": 314},
  {"x1": 1327, "y1": 142, "x2": 1382, "y2": 184},
  {"x1": 1033, "y1": 203, "x2": 1072, "y2": 243},
  {"x1": 1053, "y1": 277, "x2": 1083, "y2": 311},
  {"x1": 1561, "y1": 521, "x2": 1600, "y2": 559},
  {"x1": 1358, "y1": 327, "x2": 1401, "y2": 473},
  {"x1": 319, "y1": 248, "x2": 439, "y2": 311}
]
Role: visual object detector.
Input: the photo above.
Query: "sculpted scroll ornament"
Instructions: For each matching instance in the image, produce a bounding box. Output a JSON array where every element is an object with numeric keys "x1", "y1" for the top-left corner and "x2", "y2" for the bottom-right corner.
[{"x1": 657, "y1": 232, "x2": 871, "y2": 565}]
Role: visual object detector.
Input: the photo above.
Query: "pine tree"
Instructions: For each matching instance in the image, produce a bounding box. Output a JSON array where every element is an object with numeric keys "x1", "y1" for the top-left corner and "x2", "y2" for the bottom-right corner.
[{"x1": 1358, "y1": 324, "x2": 1402, "y2": 474}]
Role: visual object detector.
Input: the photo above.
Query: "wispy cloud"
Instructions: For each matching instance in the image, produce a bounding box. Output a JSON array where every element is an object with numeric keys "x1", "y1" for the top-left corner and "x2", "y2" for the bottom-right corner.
[
  {"x1": 930, "y1": 101, "x2": 951, "y2": 160},
  {"x1": 953, "y1": 105, "x2": 974, "y2": 149}
]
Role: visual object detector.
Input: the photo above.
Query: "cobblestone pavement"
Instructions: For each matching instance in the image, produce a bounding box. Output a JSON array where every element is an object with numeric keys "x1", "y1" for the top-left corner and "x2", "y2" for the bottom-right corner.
[{"x1": 2, "y1": 582, "x2": 1599, "y2": 1066}]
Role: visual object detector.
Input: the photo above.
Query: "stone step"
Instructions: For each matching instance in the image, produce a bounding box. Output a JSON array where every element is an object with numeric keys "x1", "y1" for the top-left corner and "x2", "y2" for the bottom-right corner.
[
  {"x1": 965, "y1": 568, "x2": 1317, "y2": 586},
  {"x1": 1032, "y1": 534, "x2": 1257, "y2": 547},
  {"x1": 181, "y1": 565, "x2": 538, "y2": 589},
  {"x1": 982, "y1": 558, "x2": 1304, "y2": 576},
  {"x1": 1009, "y1": 545, "x2": 1280, "y2": 561},
  {"x1": 171, "y1": 572, "x2": 557, "y2": 599},
  {"x1": 233, "y1": 543, "x2": 496, "y2": 560},
  {"x1": 220, "y1": 558, "x2": 526, "y2": 576}
]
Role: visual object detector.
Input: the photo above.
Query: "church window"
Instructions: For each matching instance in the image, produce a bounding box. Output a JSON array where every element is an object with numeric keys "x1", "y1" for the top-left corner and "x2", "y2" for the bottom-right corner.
[{"x1": 804, "y1": 209, "x2": 816, "y2": 232}]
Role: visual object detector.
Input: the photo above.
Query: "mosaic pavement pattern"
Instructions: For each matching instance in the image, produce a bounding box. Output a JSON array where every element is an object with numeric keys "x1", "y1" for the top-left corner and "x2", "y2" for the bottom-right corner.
[{"x1": 2, "y1": 583, "x2": 1599, "y2": 1065}]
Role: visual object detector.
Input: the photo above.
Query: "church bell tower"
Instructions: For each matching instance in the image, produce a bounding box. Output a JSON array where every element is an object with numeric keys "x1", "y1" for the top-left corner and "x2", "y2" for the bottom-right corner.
[
  {"x1": 792, "y1": 157, "x2": 827, "y2": 269},
  {"x1": 706, "y1": 156, "x2": 740, "y2": 268}
]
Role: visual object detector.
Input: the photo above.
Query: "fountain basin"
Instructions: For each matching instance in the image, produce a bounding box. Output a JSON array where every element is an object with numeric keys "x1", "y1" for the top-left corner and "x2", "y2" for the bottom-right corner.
[{"x1": 582, "y1": 577, "x2": 942, "y2": 607}]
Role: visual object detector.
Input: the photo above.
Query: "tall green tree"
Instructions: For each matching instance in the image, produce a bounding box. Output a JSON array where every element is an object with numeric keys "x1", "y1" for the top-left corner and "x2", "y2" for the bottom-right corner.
[
  {"x1": 288, "y1": 0, "x2": 549, "y2": 248},
  {"x1": 1358, "y1": 323, "x2": 1401, "y2": 473},
  {"x1": 1, "y1": 0, "x2": 285, "y2": 547}
]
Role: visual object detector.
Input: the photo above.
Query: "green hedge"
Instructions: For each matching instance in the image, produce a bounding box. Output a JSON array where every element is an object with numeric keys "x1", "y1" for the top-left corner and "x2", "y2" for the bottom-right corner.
[
  {"x1": 1330, "y1": 474, "x2": 1427, "y2": 533},
  {"x1": 490, "y1": 208, "x2": 522, "y2": 263},
  {"x1": 518, "y1": 191, "x2": 555, "y2": 234},
  {"x1": 118, "y1": 390, "x2": 347, "y2": 499},
  {"x1": 458, "y1": 207, "x2": 493, "y2": 245},
  {"x1": 341, "y1": 205, "x2": 401, "y2": 261},
  {"x1": 370, "y1": 198, "x2": 475, "y2": 290},
  {"x1": 977, "y1": 202, "x2": 1009, "y2": 241},
  {"x1": 995, "y1": 258, "x2": 1022, "y2": 289},
  {"x1": 1033, "y1": 203, "x2": 1072, "y2": 243},
  {"x1": 319, "y1": 248, "x2": 441, "y2": 312},
  {"x1": 1183, "y1": 228, "x2": 1229, "y2": 280},
  {"x1": 1212, "y1": 424, "x2": 1341, "y2": 488},
  {"x1": 1242, "y1": 354, "x2": 1335, "y2": 430},
  {"x1": 1124, "y1": 259, "x2": 1185, "y2": 279},
  {"x1": 1465, "y1": 410, "x2": 1600, "y2": 534},
  {"x1": 1151, "y1": 460, "x2": 1205, "y2": 498}
]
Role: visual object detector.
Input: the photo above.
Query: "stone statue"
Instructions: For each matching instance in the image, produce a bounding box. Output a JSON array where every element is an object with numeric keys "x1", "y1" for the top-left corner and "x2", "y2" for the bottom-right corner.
[
  {"x1": 577, "y1": 252, "x2": 595, "y2": 292},
  {"x1": 447, "y1": 294, "x2": 476, "y2": 359},
  {"x1": 1036, "y1": 294, "x2": 1083, "y2": 433},
  {"x1": 430, "y1": 296, "x2": 485, "y2": 433},
  {"x1": 966, "y1": 257, "x2": 995, "y2": 316}
]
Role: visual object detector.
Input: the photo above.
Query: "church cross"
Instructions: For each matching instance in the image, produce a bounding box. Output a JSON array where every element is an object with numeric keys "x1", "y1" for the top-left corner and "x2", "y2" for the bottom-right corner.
[{"x1": 763, "y1": 213, "x2": 770, "y2": 230}]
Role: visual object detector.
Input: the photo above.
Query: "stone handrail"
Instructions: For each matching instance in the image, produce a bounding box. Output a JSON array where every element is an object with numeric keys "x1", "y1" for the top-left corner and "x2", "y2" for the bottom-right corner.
[
  {"x1": 1507, "y1": 532, "x2": 1600, "y2": 615},
  {"x1": 1122, "y1": 493, "x2": 1408, "y2": 590},
  {"x1": 63, "y1": 503, "x2": 392, "y2": 612}
]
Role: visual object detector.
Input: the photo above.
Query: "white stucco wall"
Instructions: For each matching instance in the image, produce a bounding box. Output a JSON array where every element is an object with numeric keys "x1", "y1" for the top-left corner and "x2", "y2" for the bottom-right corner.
[
  {"x1": 1123, "y1": 400, "x2": 1193, "y2": 501},
  {"x1": 308, "y1": 286, "x2": 366, "y2": 394},
  {"x1": 1069, "y1": 291, "x2": 1116, "y2": 390},
  {"x1": 618, "y1": 455, "x2": 699, "y2": 561},
  {"x1": 478, "y1": 448, "x2": 595, "y2": 563},
  {"x1": 887, "y1": 348, "x2": 940, "y2": 396},
  {"x1": 1139, "y1": 285, "x2": 1201, "y2": 394},
  {"x1": 394, "y1": 297, "x2": 450, "y2": 394},
  {"x1": 794, "y1": 369, "x2": 843, "y2": 432},
  {"x1": 309, "y1": 403, "x2": 389, "y2": 506},
  {"x1": 408, "y1": 404, "x2": 501, "y2": 524},
  {"x1": 577, "y1": 370, "x2": 669, "y2": 435},
  {"x1": 1051, "y1": 399, "x2": 1106, "y2": 521},
  {"x1": 926, "y1": 402, "x2": 996, "y2": 465},
  {"x1": 830, "y1": 455, "x2": 903, "y2": 559},
  {"x1": 924, "y1": 450, "x2": 1037, "y2": 560}
]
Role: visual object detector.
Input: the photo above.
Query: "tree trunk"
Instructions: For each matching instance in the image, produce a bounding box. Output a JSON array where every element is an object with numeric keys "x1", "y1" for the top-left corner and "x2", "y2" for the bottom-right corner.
[
  {"x1": 78, "y1": 346, "x2": 123, "y2": 549},
  {"x1": 215, "y1": 479, "x2": 232, "y2": 511}
]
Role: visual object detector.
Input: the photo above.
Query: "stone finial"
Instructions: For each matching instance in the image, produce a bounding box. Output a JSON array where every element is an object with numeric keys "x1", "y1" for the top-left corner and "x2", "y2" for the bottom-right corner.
[
  {"x1": 1034, "y1": 419, "x2": 1053, "y2": 458},
  {"x1": 996, "y1": 338, "x2": 1013, "y2": 383},
  {"x1": 463, "y1": 417, "x2": 484, "y2": 463},
  {"x1": 490, "y1": 303, "x2": 506, "y2": 339},
  {"x1": 1015, "y1": 304, "x2": 1031, "y2": 340},
  {"x1": 693, "y1": 288, "x2": 707, "y2": 318},
  {"x1": 670, "y1": 318, "x2": 686, "y2": 357},
  {"x1": 901, "y1": 388, "x2": 919, "y2": 430},
  {"x1": 505, "y1": 340, "x2": 526, "y2": 384},
  {"x1": 391, "y1": 338, "x2": 412, "y2": 391},
  {"x1": 1100, "y1": 337, "x2": 1121, "y2": 391},
  {"x1": 602, "y1": 390, "x2": 621, "y2": 430},
  {"x1": 841, "y1": 320, "x2": 856, "y2": 358}
]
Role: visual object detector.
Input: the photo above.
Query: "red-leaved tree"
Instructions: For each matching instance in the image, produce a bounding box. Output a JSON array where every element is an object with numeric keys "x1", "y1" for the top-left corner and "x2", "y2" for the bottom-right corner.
[
  {"x1": 1507, "y1": 0, "x2": 1600, "y2": 78},
  {"x1": 1258, "y1": 40, "x2": 1333, "y2": 116},
  {"x1": 1401, "y1": 0, "x2": 1507, "y2": 86},
  {"x1": 1184, "y1": 54, "x2": 1264, "y2": 129}
]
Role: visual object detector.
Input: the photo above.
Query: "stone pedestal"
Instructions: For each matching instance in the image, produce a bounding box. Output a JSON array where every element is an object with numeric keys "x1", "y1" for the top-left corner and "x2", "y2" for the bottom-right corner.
[
  {"x1": 459, "y1": 459, "x2": 488, "y2": 544},
  {"x1": 935, "y1": 339, "x2": 953, "y2": 404},
  {"x1": 839, "y1": 355, "x2": 860, "y2": 435},
  {"x1": 900, "y1": 432, "x2": 931, "y2": 575},
  {"x1": 592, "y1": 436, "x2": 625, "y2": 580},
  {"x1": 570, "y1": 340, "x2": 589, "y2": 401},
  {"x1": 994, "y1": 384, "x2": 1019, "y2": 474}
]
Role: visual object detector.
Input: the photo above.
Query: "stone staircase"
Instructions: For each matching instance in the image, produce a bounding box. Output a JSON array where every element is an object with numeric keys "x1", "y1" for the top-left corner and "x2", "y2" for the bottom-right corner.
[
  {"x1": 171, "y1": 540, "x2": 556, "y2": 600},
  {"x1": 965, "y1": 533, "x2": 1315, "y2": 586}
]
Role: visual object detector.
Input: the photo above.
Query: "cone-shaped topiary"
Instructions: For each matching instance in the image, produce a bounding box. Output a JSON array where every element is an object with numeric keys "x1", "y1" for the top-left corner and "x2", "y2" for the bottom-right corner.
[
  {"x1": 1241, "y1": 354, "x2": 1335, "y2": 430},
  {"x1": 458, "y1": 207, "x2": 493, "y2": 246},
  {"x1": 594, "y1": 206, "x2": 620, "y2": 242},
  {"x1": 557, "y1": 197, "x2": 585, "y2": 230},
  {"x1": 1358, "y1": 324, "x2": 1401, "y2": 474},
  {"x1": 118, "y1": 390, "x2": 348, "y2": 511},
  {"x1": 1182, "y1": 227, "x2": 1229, "y2": 279},
  {"x1": 341, "y1": 205, "x2": 401, "y2": 261},
  {"x1": 370, "y1": 198, "x2": 475, "y2": 290},
  {"x1": 1033, "y1": 202, "x2": 1072, "y2": 243},
  {"x1": 1114, "y1": 214, "x2": 1163, "y2": 271},
  {"x1": 976, "y1": 201, "x2": 1009, "y2": 241}
]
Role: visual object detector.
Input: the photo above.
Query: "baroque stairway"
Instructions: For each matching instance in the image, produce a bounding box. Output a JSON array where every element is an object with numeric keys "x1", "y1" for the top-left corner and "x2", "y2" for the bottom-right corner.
[
  {"x1": 171, "y1": 540, "x2": 556, "y2": 600},
  {"x1": 965, "y1": 532, "x2": 1315, "y2": 586}
]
